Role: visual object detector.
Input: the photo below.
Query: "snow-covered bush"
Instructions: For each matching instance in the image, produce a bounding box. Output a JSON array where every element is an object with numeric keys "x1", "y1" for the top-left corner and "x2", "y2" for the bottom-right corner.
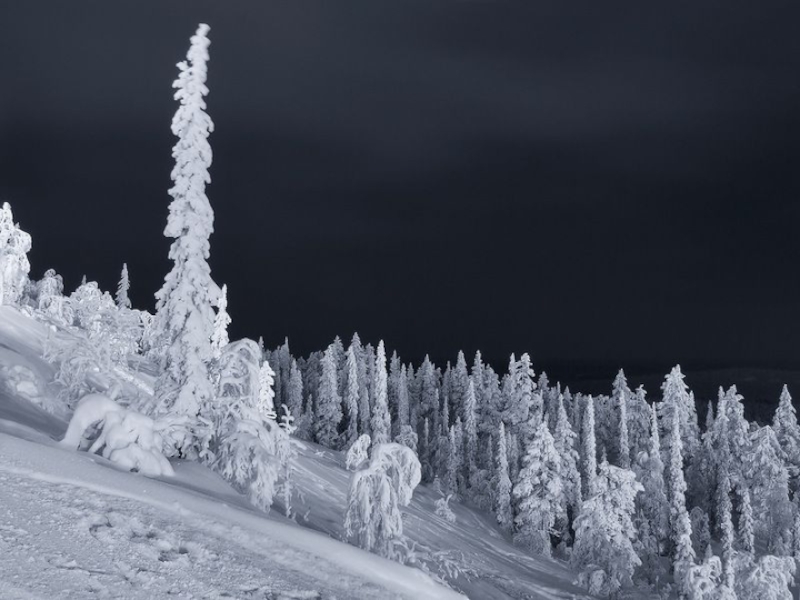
[
  {"x1": 435, "y1": 494, "x2": 457, "y2": 523},
  {"x1": 346, "y1": 434, "x2": 372, "y2": 471},
  {"x1": 0, "y1": 202, "x2": 32, "y2": 306},
  {"x1": 35, "y1": 269, "x2": 72, "y2": 325},
  {"x1": 344, "y1": 442, "x2": 421, "y2": 560},
  {"x1": 60, "y1": 393, "x2": 174, "y2": 477}
]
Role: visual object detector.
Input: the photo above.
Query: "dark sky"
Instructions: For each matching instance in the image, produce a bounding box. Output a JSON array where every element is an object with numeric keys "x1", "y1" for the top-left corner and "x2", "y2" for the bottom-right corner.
[{"x1": 1, "y1": 1, "x2": 800, "y2": 376}]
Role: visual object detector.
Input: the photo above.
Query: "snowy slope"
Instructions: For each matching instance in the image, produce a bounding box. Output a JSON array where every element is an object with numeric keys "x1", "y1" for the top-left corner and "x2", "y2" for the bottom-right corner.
[{"x1": 0, "y1": 307, "x2": 590, "y2": 600}]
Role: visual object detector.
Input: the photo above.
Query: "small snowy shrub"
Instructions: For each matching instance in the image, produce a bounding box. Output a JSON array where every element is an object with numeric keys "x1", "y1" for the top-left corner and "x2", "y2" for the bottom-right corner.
[
  {"x1": 346, "y1": 434, "x2": 371, "y2": 471},
  {"x1": 344, "y1": 442, "x2": 421, "y2": 560},
  {"x1": 60, "y1": 393, "x2": 174, "y2": 477},
  {"x1": 435, "y1": 494, "x2": 457, "y2": 523}
]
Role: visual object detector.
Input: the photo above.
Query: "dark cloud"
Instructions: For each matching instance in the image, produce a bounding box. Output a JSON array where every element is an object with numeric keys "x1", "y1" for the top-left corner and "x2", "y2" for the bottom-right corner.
[{"x1": 1, "y1": 0, "x2": 800, "y2": 379}]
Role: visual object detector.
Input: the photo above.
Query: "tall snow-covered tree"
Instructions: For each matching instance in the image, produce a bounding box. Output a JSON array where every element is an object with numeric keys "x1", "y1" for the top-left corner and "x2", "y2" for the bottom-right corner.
[
  {"x1": 512, "y1": 420, "x2": 564, "y2": 557},
  {"x1": 285, "y1": 359, "x2": 306, "y2": 436},
  {"x1": 583, "y1": 395, "x2": 598, "y2": 497},
  {"x1": 150, "y1": 24, "x2": 220, "y2": 459},
  {"x1": 343, "y1": 344, "x2": 361, "y2": 448},
  {"x1": 462, "y1": 379, "x2": 479, "y2": 491},
  {"x1": 115, "y1": 263, "x2": 131, "y2": 310},
  {"x1": 659, "y1": 365, "x2": 700, "y2": 493},
  {"x1": 210, "y1": 283, "x2": 230, "y2": 360},
  {"x1": 395, "y1": 364, "x2": 410, "y2": 434},
  {"x1": 745, "y1": 425, "x2": 792, "y2": 553},
  {"x1": 553, "y1": 394, "x2": 581, "y2": 538},
  {"x1": 668, "y1": 415, "x2": 696, "y2": 599},
  {"x1": 773, "y1": 385, "x2": 800, "y2": 485},
  {"x1": 617, "y1": 375, "x2": 631, "y2": 469},
  {"x1": 634, "y1": 402, "x2": 669, "y2": 551},
  {"x1": 736, "y1": 484, "x2": 755, "y2": 554},
  {"x1": 0, "y1": 202, "x2": 32, "y2": 306},
  {"x1": 315, "y1": 344, "x2": 343, "y2": 448},
  {"x1": 571, "y1": 460, "x2": 642, "y2": 598},
  {"x1": 495, "y1": 421, "x2": 513, "y2": 531},
  {"x1": 370, "y1": 340, "x2": 390, "y2": 444}
]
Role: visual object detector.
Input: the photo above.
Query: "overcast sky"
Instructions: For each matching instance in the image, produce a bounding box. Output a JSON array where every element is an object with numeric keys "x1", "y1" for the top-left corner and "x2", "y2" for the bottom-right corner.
[{"x1": 1, "y1": 0, "x2": 799, "y2": 375}]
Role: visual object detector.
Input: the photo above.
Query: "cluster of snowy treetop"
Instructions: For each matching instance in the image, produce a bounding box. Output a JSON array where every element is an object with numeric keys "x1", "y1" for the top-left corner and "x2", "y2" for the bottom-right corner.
[{"x1": 1, "y1": 23, "x2": 798, "y2": 600}]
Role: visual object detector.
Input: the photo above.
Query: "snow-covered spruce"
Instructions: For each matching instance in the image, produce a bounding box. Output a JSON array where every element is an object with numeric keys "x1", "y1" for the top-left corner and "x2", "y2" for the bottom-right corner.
[
  {"x1": 149, "y1": 23, "x2": 220, "y2": 460},
  {"x1": 0, "y1": 202, "x2": 32, "y2": 307}
]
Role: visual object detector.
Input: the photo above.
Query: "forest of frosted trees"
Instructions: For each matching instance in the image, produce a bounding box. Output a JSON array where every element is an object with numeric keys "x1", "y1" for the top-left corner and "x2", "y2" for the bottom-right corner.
[{"x1": 2, "y1": 23, "x2": 800, "y2": 600}]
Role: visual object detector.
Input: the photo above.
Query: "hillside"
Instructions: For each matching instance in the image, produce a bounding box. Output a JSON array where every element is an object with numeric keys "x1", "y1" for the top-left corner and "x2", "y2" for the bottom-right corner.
[{"x1": 0, "y1": 306, "x2": 590, "y2": 600}]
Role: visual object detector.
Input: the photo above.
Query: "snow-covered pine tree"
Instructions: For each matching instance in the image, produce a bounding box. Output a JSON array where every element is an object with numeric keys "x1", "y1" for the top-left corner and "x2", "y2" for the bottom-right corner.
[
  {"x1": 773, "y1": 385, "x2": 800, "y2": 487},
  {"x1": 395, "y1": 364, "x2": 410, "y2": 433},
  {"x1": 0, "y1": 202, "x2": 32, "y2": 306},
  {"x1": 210, "y1": 283, "x2": 230, "y2": 360},
  {"x1": 463, "y1": 379, "x2": 479, "y2": 492},
  {"x1": 495, "y1": 421, "x2": 514, "y2": 531},
  {"x1": 628, "y1": 384, "x2": 651, "y2": 461},
  {"x1": 512, "y1": 419, "x2": 564, "y2": 557},
  {"x1": 617, "y1": 372, "x2": 631, "y2": 469},
  {"x1": 719, "y1": 476, "x2": 735, "y2": 595},
  {"x1": 150, "y1": 24, "x2": 220, "y2": 459},
  {"x1": 745, "y1": 425, "x2": 792, "y2": 554},
  {"x1": 115, "y1": 263, "x2": 131, "y2": 310},
  {"x1": 736, "y1": 483, "x2": 755, "y2": 554},
  {"x1": 668, "y1": 415, "x2": 696, "y2": 599},
  {"x1": 635, "y1": 402, "x2": 669, "y2": 552},
  {"x1": 370, "y1": 340, "x2": 390, "y2": 444},
  {"x1": 343, "y1": 343, "x2": 360, "y2": 448},
  {"x1": 553, "y1": 394, "x2": 581, "y2": 539},
  {"x1": 659, "y1": 365, "x2": 700, "y2": 497},
  {"x1": 257, "y1": 359, "x2": 277, "y2": 419},
  {"x1": 583, "y1": 395, "x2": 598, "y2": 497},
  {"x1": 571, "y1": 460, "x2": 642, "y2": 598},
  {"x1": 315, "y1": 344, "x2": 343, "y2": 448},
  {"x1": 285, "y1": 359, "x2": 306, "y2": 437},
  {"x1": 447, "y1": 421, "x2": 461, "y2": 495}
]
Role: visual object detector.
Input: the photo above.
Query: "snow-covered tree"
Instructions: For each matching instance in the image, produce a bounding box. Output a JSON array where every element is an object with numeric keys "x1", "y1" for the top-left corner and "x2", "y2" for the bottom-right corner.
[
  {"x1": 733, "y1": 553, "x2": 795, "y2": 600},
  {"x1": 736, "y1": 484, "x2": 755, "y2": 555},
  {"x1": 149, "y1": 24, "x2": 220, "y2": 459},
  {"x1": 435, "y1": 494, "x2": 457, "y2": 523},
  {"x1": 210, "y1": 284, "x2": 230, "y2": 360},
  {"x1": 690, "y1": 507, "x2": 711, "y2": 557},
  {"x1": 0, "y1": 202, "x2": 32, "y2": 306},
  {"x1": 214, "y1": 339, "x2": 293, "y2": 511},
  {"x1": 634, "y1": 402, "x2": 669, "y2": 550},
  {"x1": 447, "y1": 422, "x2": 460, "y2": 495},
  {"x1": 773, "y1": 385, "x2": 800, "y2": 486},
  {"x1": 495, "y1": 421, "x2": 513, "y2": 531},
  {"x1": 343, "y1": 344, "x2": 361, "y2": 448},
  {"x1": 512, "y1": 419, "x2": 564, "y2": 557},
  {"x1": 668, "y1": 415, "x2": 696, "y2": 599},
  {"x1": 659, "y1": 365, "x2": 700, "y2": 493},
  {"x1": 370, "y1": 340, "x2": 390, "y2": 444},
  {"x1": 553, "y1": 394, "x2": 581, "y2": 537},
  {"x1": 616, "y1": 372, "x2": 631, "y2": 469},
  {"x1": 344, "y1": 443, "x2": 421, "y2": 560},
  {"x1": 115, "y1": 263, "x2": 131, "y2": 310},
  {"x1": 571, "y1": 460, "x2": 642, "y2": 598},
  {"x1": 257, "y1": 359, "x2": 276, "y2": 419},
  {"x1": 463, "y1": 380, "x2": 479, "y2": 491},
  {"x1": 285, "y1": 359, "x2": 306, "y2": 437},
  {"x1": 315, "y1": 344, "x2": 343, "y2": 448},
  {"x1": 583, "y1": 395, "x2": 598, "y2": 497},
  {"x1": 745, "y1": 425, "x2": 792, "y2": 553}
]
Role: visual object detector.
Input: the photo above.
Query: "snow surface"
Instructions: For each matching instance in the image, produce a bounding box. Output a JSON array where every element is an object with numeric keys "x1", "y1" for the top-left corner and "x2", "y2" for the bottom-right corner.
[{"x1": 0, "y1": 306, "x2": 592, "y2": 599}]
